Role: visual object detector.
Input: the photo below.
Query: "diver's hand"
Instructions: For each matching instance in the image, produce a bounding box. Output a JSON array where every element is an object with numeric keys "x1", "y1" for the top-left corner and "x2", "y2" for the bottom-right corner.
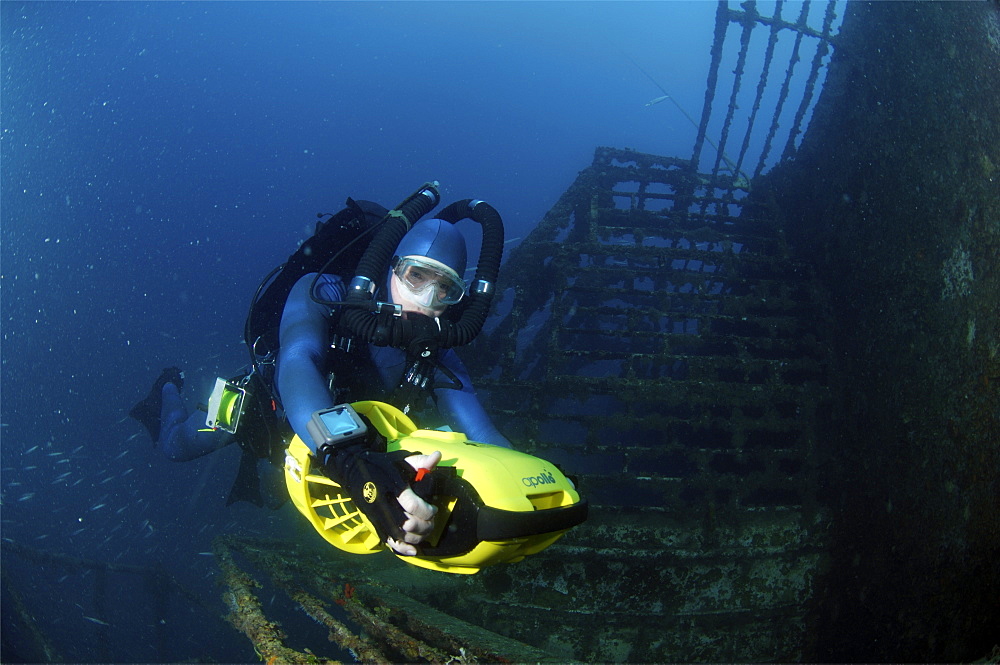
[
  {"x1": 387, "y1": 451, "x2": 442, "y2": 556},
  {"x1": 322, "y1": 443, "x2": 441, "y2": 555}
]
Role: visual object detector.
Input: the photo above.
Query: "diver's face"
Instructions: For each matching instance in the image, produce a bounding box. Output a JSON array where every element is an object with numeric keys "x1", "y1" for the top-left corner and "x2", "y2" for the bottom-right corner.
[{"x1": 390, "y1": 273, "x2": 449, "y2": 318}]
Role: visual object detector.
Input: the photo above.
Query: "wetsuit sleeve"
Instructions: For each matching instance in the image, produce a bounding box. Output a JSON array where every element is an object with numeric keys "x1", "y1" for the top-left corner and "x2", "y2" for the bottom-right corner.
[
  {"x1": 276, "y1": 273, "x2": 344, "y2": 452},
  {"x1": 435, "y1": 349, "x2": 513, "y2": 448}
]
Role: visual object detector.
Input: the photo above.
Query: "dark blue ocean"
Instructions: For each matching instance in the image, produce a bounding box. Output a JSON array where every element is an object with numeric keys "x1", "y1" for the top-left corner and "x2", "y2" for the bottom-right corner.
[{"x1": 1, "y1": 2, "x2": 839, "y2": 662}]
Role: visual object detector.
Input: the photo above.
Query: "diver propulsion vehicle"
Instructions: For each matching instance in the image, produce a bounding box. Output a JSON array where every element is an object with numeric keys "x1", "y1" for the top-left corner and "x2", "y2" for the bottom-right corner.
[{"x1": 283, "y1": 400, "x2": 589, "y2": 574}]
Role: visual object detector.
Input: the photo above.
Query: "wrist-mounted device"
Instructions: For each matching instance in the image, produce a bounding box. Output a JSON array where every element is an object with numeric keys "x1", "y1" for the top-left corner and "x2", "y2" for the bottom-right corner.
[{"x1": 307, "y1": 404, "x2": 368, "y2": 462}]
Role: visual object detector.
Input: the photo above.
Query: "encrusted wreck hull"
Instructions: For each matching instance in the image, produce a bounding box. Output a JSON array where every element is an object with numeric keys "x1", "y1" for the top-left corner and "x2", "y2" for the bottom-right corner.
[{"x1": 449, "y1": 146, "x2": 833, "y2": 662}]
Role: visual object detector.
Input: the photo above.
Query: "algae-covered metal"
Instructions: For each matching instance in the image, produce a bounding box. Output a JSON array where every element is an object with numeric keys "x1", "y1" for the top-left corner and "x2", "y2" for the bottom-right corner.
[{"x1": 451, "y1": 145, "x2": 833, "y2": 662}]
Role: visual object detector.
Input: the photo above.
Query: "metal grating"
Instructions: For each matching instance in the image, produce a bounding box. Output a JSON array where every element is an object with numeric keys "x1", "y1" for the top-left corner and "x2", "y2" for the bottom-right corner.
[
  {"x1": 456, "y1": 146, "x2": 833, "y2": 662},
  {"x1": 474, "y1": 146, "x2": 830, "y2": 512},
  {"x1": 301, "y1": 3, "x2": 845, "y2": 659},
  {"x1": 692, "y1": 0, "x2": 840, "y2": 191}
]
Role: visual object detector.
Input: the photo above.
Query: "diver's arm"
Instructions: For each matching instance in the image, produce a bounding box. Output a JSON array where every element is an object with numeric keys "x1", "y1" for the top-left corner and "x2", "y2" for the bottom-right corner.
[
  {"x1": 435, "y1": 349, "x2": 513, "y2": 448},
  {"x1": 279, "y1": 273, "x2": 441, "y2": 555},
  {"x1": 277, "y1": 273, "x2": 343, "y2": 452}
]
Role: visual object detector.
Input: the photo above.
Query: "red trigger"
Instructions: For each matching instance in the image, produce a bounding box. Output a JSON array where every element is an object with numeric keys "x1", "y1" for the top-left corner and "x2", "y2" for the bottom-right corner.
[{"x1": 414, "y1": 467, "x2": 431, "y2": 482}]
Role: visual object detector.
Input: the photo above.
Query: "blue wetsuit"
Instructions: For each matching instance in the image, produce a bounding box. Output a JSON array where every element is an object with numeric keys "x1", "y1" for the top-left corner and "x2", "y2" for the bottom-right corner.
[
  {"x1": 278, "y1": 273, "x2": 510, "y2": 451},
  {"x1": 157, "y1": 272, "x2": 509, "y2": 462}
]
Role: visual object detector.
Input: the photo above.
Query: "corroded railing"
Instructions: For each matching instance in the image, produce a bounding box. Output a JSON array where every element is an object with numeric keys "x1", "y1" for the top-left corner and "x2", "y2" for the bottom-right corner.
[{"x1": 214, "y1": 535, "x2": 563, "y2": 664}]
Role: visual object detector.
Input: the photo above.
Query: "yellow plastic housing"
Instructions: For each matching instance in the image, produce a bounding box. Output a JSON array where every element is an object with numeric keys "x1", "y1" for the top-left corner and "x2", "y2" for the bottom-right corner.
[{"x1": 283, "y1": 401, "x2": 583, "y2": 573}]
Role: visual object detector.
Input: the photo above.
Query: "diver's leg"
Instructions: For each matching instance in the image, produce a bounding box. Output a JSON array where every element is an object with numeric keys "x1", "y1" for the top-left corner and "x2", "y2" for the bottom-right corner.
[{"x1": 159, "y1": 383, "x2": 233, "y2": 461}]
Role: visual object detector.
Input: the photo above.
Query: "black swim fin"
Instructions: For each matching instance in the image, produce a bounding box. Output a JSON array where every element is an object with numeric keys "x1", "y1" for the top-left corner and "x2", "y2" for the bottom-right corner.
[
  {"x1": 227, "y1": 448, "x2": 289, "y2": 510},
  {"x1": 226, "y1": 446, "x2": 264, "y2": 507},
  {"x1": 129, "y1": 367, "x2": 183, "y2": 444}
]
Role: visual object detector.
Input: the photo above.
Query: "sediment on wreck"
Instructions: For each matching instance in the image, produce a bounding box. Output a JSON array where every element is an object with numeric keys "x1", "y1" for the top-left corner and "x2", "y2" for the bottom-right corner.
[{"x1": 759, "y1": 2, "x2": 1000, "y2": 661}]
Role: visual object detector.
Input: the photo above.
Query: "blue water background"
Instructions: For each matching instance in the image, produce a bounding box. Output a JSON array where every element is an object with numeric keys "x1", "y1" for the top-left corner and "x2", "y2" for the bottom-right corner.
[{"x1": 1, "y1": 2, "x2": 839, "y2": 662}]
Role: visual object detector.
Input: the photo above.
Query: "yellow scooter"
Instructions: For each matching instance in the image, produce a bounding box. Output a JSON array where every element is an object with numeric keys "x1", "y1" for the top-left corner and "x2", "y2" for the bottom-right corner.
[{"x1": 283, "y1": 401, "x2": 588, "y2": 574}]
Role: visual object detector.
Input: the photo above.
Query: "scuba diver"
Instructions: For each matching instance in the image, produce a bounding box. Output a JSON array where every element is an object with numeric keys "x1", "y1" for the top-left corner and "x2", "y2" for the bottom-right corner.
[{"x1": 130, "y1": 183, "x2": 512, "y2": 556}]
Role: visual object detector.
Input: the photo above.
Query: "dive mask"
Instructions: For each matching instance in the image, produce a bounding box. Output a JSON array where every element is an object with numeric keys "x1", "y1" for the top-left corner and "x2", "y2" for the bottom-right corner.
[{"x1": 392, "y1": 256, "x2": 466, "y2": 309}]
